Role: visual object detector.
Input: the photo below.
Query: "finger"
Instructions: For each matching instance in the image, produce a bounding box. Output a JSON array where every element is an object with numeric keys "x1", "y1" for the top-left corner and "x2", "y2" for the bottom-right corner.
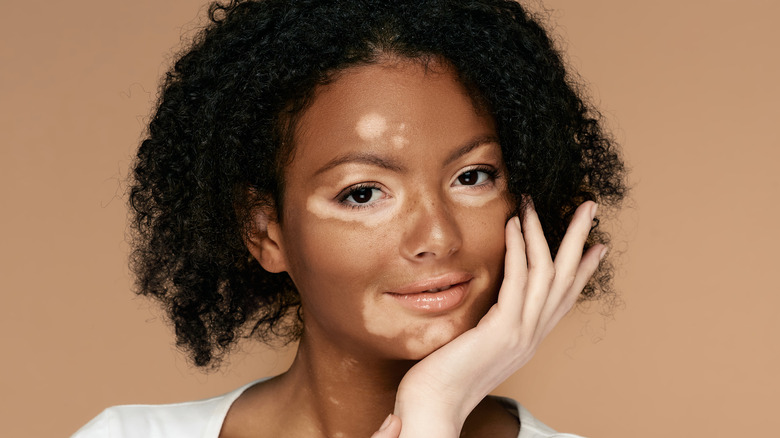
[
  {"x1": 537, "y1": 201, "x2": 597, "y2": 326},
  {"x1": 542, "y1": 244, "x2": 606, "y2": 339},
  {"x1": 553, "y1": 201, "x2": 597, "y2": 276},
  {"x1": 566, "y1": 244, "x2": 605, "y2": 309},
  {"x1": 371, "y1": 414, "x2": 401, "y2": 438},
  {"x1": 519, "y1": 201, "x2": 555, "y2": 331},
  {"x1": 496, "y1": 216, "x2": 528, "y2": 313}
]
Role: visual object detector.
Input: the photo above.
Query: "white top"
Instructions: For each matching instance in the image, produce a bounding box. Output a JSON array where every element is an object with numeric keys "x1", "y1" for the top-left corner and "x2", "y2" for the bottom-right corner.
[{"x1": 72, "y1": 379, "x2": 584, "y2": 437}]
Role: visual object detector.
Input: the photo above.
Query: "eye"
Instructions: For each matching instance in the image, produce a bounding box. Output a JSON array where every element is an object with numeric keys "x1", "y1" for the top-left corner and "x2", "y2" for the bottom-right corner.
[
  {"x1": 454, "y1": 168, "x2": 496, "y2": 186},
  {"x1": 338, "y1": 184, "x2": 386, "y2": 208}
]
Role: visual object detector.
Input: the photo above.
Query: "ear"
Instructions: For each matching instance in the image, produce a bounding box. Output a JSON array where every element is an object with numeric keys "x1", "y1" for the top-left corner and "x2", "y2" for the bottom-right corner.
[{"x1": 244, "y1": 204, "x2": 289, "y2": 274}]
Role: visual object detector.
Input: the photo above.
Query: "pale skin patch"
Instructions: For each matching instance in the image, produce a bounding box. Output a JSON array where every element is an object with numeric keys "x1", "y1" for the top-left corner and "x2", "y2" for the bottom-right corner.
[
  {"x1": 356, "y1": 112, "x2": 409, "y2": 149},
  {"x1": 391, "y1": 122, "x2": 408, "y2": 149},
  {"x1": 305, "y1": 190, "x2": 501, "y2": 236},
  {"x1": 361, "y1": 292, "x2": 470, "y2": 357},
  {"x1": 339, "y1": 356, "x2": 359, "y2": 371},
  {"x1": 451, "y1": 188, "x2": 503, "y2": 209},
  {"x1": 391, "y1": 134, "x2": 408, "y2": 149},
  {"x1": 305, "y1": 186, "x2": 396, "y2": 228},
  {"x1": 355, "y1": 113, "x2": 388, "y2": 140}
]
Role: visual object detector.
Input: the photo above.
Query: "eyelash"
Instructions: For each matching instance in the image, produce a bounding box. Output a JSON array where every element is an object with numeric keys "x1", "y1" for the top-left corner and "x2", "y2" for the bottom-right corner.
[
  {"x1": 335, "y1": 166, "x2": 501, "y2": 210},
  {"x1": 337, "y1": 183, "x2": 385, "y2": 210},
  {"x1": 453, "y1": 165, "x2": 500, "y2": 188}
]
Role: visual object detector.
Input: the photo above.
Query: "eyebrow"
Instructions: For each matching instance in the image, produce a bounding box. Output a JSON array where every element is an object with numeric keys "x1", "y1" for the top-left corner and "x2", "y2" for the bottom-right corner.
[
  {"x1": 443, "y1": 134, "x2": 500, "y2": 167},
  {"x1": 313, "y1": 134, "x2": 500, "y2": 176},
  {"x1": 314, "y1": 152, "x2": 407, "y2": 176}
]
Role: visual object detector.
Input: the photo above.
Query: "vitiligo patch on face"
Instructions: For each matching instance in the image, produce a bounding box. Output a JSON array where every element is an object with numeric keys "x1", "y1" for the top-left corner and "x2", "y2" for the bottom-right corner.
[
  {"x1": 356, "y1": 113, "x2": 410, "y2": 149},
  {"x1": 355, "y1": 113, "x2": 387, "y2": 140},
  {"x1": 361, "y1": 293, "x2": 467, "y2": 358},
  {"x1": 391, "y1": 135, "x2": 408, "y2": 149},
  {"x1": 305, "y1": 188, "x2": 395, "y2": 228},
  {"x1": 391, "y1": 122, "x2": 408, "y2": 149},
  {"x1": 453, "y1": 188, "x2": 503, "y2": 209}
]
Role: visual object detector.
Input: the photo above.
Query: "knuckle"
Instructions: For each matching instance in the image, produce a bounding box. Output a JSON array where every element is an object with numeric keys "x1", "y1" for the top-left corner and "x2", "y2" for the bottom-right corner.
[
  {"x1": 507, "y1": 331, "x2": 532, "y2": 351},
  {"x1": 506, "y1": 324, "x2": 538, "y2": 350},
  {"x1": 560, "y1": 271, "x2": 576, "y2": 288},
  {"x1": 531, "y1": 258, "x2": 555, "y2": 275},
  {"x1": 540, "y1": 266, "x2": 556, "y2": 283}
]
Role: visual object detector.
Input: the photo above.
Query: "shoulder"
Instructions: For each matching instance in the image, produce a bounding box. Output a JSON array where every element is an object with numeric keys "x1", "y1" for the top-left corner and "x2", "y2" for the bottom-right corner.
[
  {"x1": 71, "y1": 398, "x2": 221, "y2": 438},
  {"x1": 489, "y1": 395, "x2": 587, "y2": 438},
  {"x1": 71, "y1": 380, "x2": 263, "y2": 438}
]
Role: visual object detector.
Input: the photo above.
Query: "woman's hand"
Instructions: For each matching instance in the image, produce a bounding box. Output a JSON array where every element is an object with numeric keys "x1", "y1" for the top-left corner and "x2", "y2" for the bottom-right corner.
[
  {"x1": 370, "y1": 414, "x2": 402, "y2": 438},
  {"x1": 389, "y1": 200, "x2": 604, "y2": 437}
]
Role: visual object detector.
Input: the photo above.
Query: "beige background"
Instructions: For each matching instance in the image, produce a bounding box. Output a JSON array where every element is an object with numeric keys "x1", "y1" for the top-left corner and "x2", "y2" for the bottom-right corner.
[{"x1": 1, "y1": 0, "x2": 778, "y2": 436}]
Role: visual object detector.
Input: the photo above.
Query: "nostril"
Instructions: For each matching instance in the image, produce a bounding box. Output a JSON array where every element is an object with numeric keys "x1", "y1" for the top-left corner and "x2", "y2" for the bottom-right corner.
[{"x1": 414, "y1": 246, "x2": 457, "y2": 259}]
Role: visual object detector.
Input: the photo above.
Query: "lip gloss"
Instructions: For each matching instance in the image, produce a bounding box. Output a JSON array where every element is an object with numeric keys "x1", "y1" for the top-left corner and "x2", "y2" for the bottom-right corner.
[{"x1": 387, "y1": 281, "x2": 469, "y2": 313}]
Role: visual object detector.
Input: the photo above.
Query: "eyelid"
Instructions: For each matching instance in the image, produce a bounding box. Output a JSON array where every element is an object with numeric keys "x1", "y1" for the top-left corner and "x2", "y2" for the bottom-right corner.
[
  {"x1": 451, "y1": 164, "x2": 501, "y2": 187},
  {"x1": 335, "y1": 182, "x2": 388, "y2": 210}
]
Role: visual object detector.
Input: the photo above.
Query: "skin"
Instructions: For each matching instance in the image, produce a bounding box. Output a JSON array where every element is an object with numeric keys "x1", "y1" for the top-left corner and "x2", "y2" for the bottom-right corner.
[
  {"x1": 286, "y1": 59, "x2": 510, "y2": 361},
  {"x1": 233, "y1": 58, "x2": 604, "y2": 438}
]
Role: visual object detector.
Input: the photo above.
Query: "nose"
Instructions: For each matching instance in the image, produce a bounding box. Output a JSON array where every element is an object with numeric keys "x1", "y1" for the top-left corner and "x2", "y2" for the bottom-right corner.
[{"x1": 400, "y1": 193, "x2": 463, "y2": 261}]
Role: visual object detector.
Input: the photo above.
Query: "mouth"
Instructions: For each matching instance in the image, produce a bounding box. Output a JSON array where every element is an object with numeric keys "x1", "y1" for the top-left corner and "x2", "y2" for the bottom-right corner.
[
  {"x1": 388, "y1": 272, "x2": 474, "y2": 295},
  {"x1": 386, "y1": 273, "x2": 473, "y2": 313},
  {"x1": 420, "y1": 284, "x2": 458, "y2": 293}
]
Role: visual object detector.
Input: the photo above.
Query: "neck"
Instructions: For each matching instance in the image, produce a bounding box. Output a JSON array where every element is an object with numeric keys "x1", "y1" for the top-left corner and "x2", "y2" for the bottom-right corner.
[{"x1": 274, "y1": 331, "x2": 415, "y2": 438}]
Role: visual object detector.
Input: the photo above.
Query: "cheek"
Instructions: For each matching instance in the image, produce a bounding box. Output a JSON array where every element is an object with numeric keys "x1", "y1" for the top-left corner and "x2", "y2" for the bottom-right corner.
[
  {"x1": 290, "y1": 225, "x2": 385, "y2": 286},
  {"x1": 461, "y1": 196, "x2": 510, "y2": 255},
  {"x1": 452, "y1": 188, "x2": 503, "y2": 209},
  {"x1": 282, "y1": 204, "x2": 398, "y2": 301},
  {"x1": 290, "y1": 191, "x2": 404, "y2": 287},
  {"x1": 361, "y1": 299, "x2": 466, "y2": 359}
]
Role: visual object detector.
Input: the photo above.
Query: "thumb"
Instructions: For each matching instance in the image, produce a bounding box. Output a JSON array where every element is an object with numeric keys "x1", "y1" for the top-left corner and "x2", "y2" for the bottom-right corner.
[{"x1": 370, "y1": 414, "x2": 401, "y2": 438}]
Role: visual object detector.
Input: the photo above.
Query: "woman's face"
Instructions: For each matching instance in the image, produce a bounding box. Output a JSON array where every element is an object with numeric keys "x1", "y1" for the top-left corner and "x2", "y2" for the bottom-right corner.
[{"x1": 272, "y1": 59, "x2": 511, "y2": 360}]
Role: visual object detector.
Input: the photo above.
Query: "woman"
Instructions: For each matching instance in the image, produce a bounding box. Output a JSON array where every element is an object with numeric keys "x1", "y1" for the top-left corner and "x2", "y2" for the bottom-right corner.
[{"x1": 75, "y1": 0, "x2": 625, "y2": 436}]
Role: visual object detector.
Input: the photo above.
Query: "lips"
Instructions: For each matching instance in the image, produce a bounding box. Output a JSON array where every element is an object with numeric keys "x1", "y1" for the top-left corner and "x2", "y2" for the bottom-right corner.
[
  {"x1": 388, "y1": 272, "x2": 473, "y2": 295},
  {"x1": 386, "y1": 272, "x2": 473, "y2": 313}
]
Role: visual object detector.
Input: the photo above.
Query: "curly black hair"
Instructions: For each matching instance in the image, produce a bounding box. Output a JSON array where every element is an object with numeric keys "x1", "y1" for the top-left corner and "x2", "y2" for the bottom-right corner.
[{"x1": 129, "y1": 0, "x2": 626, "y2": 368}]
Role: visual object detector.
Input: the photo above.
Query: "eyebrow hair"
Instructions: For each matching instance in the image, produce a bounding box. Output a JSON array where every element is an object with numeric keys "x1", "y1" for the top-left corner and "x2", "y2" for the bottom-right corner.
[
  {"x1": 313, "y1": 134, "x2": 501, "y2": 176},
  {"x1": 443, "y1": 135, "x2": 501, "y2": 167},
  {"x1": 314, "y1": 152, "x2": 407, "y2": 176}
]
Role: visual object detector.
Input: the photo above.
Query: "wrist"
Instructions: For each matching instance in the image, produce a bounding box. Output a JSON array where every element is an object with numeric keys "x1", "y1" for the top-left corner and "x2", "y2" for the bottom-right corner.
[
  {"x1": 394, "y1": 410, "x2": 461, "y2": 438},
  {"x1": 394, "y1": 388, "x2": 465, "y2": 438}
]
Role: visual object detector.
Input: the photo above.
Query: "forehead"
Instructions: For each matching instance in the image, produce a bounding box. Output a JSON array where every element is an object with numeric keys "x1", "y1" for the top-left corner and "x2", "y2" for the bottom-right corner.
[{"x1": 289, "y1": 59, "x2": 496, "y2": 175}]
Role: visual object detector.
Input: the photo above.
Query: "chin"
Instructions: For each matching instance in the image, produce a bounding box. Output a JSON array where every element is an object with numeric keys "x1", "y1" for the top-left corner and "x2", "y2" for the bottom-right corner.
[
  {"x1": 361, "y1": 289, "x2": 494, "y2": 361},
  {"x1": 392, "y1": 316, "x2": 474, "y2": 360}
]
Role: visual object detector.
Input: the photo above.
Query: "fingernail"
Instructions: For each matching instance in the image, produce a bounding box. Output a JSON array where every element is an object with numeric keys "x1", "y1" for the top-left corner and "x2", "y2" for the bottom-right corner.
[
  {"x1": 379, "y1": 414, "x2": 392, "y2": 431},
  {"x1": 514, "y1": 216, "x2": 521, "y2": 229},
  {"x1": 591, "y1": 203, "x2": 599, "y2": 221},
  {"x1": 599, "y1": 246, "x2": 608, "y2": 261}
]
